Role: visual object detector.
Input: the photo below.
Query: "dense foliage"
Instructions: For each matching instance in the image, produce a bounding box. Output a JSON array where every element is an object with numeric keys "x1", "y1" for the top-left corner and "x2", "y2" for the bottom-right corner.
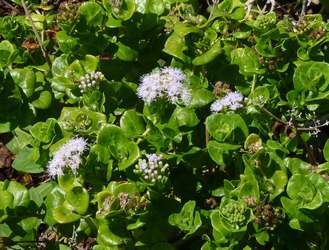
[{"x1": 1, "y1": 0, "x2": 329, "y2": 249}]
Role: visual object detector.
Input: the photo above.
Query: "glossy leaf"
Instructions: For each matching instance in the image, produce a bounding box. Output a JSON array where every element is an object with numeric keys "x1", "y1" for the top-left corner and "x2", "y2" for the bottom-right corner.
[
  {"x1": 120, "y1": 110, "x2": 146, "y2": 137},
  {"x1": 80, "y1": 2, "x2": 105, "y2": 27},
  {"x1": 206, "y1": 113, "x2": 248, "y2": 143},
  {"x1": 6, "y1": 181, "x2": 30, "y2": 207},
  {"x1": 207, "y1": 140, "x2": 240, "y2": 165},
  {"x1": 53, "y1": 206, "x2": 81, "y2": 224},
  {"x1": 231, "y1": 47, "x2": 262, "y2": 76},
  {"x1": 66, "y1": 186, "x2": 90, "y2": 214},
  {"x1": 12, "y1": 147, "x2": 43, "y2": 173},
  {"x1": 10, "y1": 68, "x2": 35, "y2": 98},
  {"x1": 29, "y1": 118, "x2": 58, "y2": 144}
]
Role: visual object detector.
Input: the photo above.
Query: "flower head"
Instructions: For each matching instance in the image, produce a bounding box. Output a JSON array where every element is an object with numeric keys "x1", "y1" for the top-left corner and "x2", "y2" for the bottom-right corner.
[
  {"x1": 134, "y1": 154, "x2": 169, "y2": 184},
  {"x1": 220, "y1": 199, "x2": 250, "y2": 230},
  {"x1": 137, "y1": 67, "x2": 190, "y2": 105},
  {"x1": 47, "y1": 137, "x2": 88, "y2": 178},
  {"x1": 210, "y1": 91, "x2": 244, "y2": 113},
  {"x1": 78, "y1": 71, "x2": 104, "y2": 93}
]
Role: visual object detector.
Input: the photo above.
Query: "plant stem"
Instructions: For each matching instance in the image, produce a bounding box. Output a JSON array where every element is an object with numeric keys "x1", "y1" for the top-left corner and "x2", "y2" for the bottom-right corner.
[
  {"x1": 205, "y1": 127, "x2": 209, "y2": 146},
  {"x1": 251, "y1": 74, "x2": 256, "y2": 92},
  {"x1": 260, "y1": 105, "x2": 328, "y2": 132},
  {"x1": 21, "y1": 0, "x2": 52, "y2": 69},
  {"x1": 259, "y1": 106, "x2": 286, "y2": 124}
]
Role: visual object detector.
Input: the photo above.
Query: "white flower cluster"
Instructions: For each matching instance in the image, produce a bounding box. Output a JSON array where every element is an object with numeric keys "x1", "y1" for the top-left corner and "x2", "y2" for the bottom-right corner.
[
  {"x1": 134, "y1": 154, "x2": 169, "y2": 183},
  {"x1": 210, "y1": 91, "x2": 244, "y2": 113},
  {"x1": 47, "y1": 137, "x2": 88, "y2": 178},
  {"x1": 78, "y1": 71, "x2": 105, "y2": 93},
  {"x1": 137, "y1": 67, "x2": 191, "y2": 105}
]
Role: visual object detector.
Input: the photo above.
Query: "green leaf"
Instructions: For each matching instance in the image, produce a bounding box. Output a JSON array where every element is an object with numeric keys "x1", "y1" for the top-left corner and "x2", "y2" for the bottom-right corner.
[
  {"x1": 169, "y1": 107, "x2": 200, "y2": 128},
  {"x1": 97, "y1": 220, "x2": 129, "y2": 246},
  {"x1": 51, "y1": 76, "x2": 75, "y2": 93},
  {"x1": 6, "y1": 127, "x2": 34, "y2": 154},
  {"x1": 287, "y1": 174, "x2": 316, "y2": 203},
  {"x1": 105, "y1": 12, "x2": 123, "y2": 28},
  {"x1": 168, "y1": 200, "x2": 202, "y2": 238},
  {"x1": 144, "y1": 0, "x2": 165, "y2": 15},
  {"x1": 286, "y1": 174, "x2": 323, "y2": 210},
  {"x1": 112, "y1": 182, "x2": 139, "y2": 196},
  {"x1": 45, "y1": 187, "x2": 65, "y2": 225},
  {"x1": 29, "y1": 118, "x2": 58, "y2": 144},
  {"x1": 66, "y1": 186, "x2": 89, "y2": 215},
  {"x1": 59, "y1": 245, "x2": 72, "y2": 250},
  {"x1": 10, "y1": 68, "x2": 36, "y2": 98},
  {"x1": 269, "y1": 170, "x2": 288, "y2": 201},
  {"x1": 192, "y1": 40, "x2": 223, "y2": 66},
  {"x1": 117, "y1": 142, "x2": 140, "y2": 170},
  {"x1": 0, "y1": 223, "x2": 12, "y2": 237},
  {"x1": 309, "y1": 174, "x2": 329, "y2": 202},
  {"x1": 206, "y1": 113, "x2": 248, "y2": 143},
  {"x1": 163, "y1": 23, "x2": 198, "y2": 62},
  {"x1": 98, "y1": 125, "x2": 140, "y2": 169},
  {"x1": 249, "y1": 85, "x2": 271, "y2": 104},
  {"x1": 231, "y1": 47, "x2": 262, "y2": 76},
  {"x1": 52, "y1": 54, "x2": 69, "y2": 77},
  {"x1": 120, "y1": 110, "x2": 146, "y2": 138},
  {"x1": 255, "y1": 231, "x2": 269, "y2": 246},
  {"x1": 53, "y1": 206, "x2": 81, "y2": 224},
  {"x1": 323, "y1": 139, "x2": 329, "y2": 161},
  {"x1": 80, "y1": 2, "x2": 105, "y2": 27},
  {"x1": 31, "y1": 91, "x2": 52, "y2": 109},
  {"x1": 18, "y1": 217, "x2": 41, "y2": 233},
  {"x1": 90, "y1": 144, "x2": 111, "y2": 164},
  {"x1": 0, "y1": 190, "x2": 13, "y2": 209},
  {"x1": 58, "y1": 107, "x2": 107, "y2": 134},
  {"x1": 288, "y1": 218, "x2": 303, "y2": 231},
  {"x1": 56, "y1": 31, "x2": 79, "y2": 54},
  {"x1": 98, "y1": 125, "x2": 128, "y2": 158},
  {"x1": 244, "y1": 133, "x2": 262, "y2": 153},
  {"x1": 253, "y1": 13, "x2": 277, "y2": 32},
  {"x1": 126, "y1": 218, "x2": 145, "y2": 230},
  {"x1": 293, "y1": 61, "x2": 329, "y2": 93},
  {"x1": 81, "y1": 55, "x2": 99, "y2": 72},
  {"x1": 213, "y1": 0, "x2": 245, "y2": 20},
  {"x1": 115, "y1": 42, "x2": 138, "y2": 61},
  {"x1": 12, "y1": 147, "x2": 43, "y2": 173},
  {"x1": 58, "y1": 174, "x2": 76, "y2": 192},
  {"x1": 207, "y1": 140, "x2": 240, "y2": 165},
  {"x1": 189, "y1": 88, "x2": 214, "y2": 108},
  {"x1": 0, "y1": 40, "x2": 17, "y2": 68},
  {"x1": 6, "y1": 181, "x2": 30, "y2": 207},
  {"x1": 108, "y1": 0, "x2": 136, "y2": 21},
  {"x1": 29, "y1": 181, "x2": 57, "y2": 207},
  {"x1": 280, "y1": 197, "x2": 314, "y2": 223},
  {"x1": 285, "y1": 158, "x2": 311, "y2": 175},
  {"x1": 163, "y1": 33, "x2": 188, "y2": 62},
  {"x1": 237, "y1": 165, "x2": 260, "y2": 201},
  {"x1": 171, "y1": 23, "x2": 198, "y2": 38}
]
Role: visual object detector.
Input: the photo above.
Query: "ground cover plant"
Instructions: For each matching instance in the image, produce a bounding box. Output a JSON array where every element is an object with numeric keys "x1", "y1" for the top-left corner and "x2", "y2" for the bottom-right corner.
[{"x1": 1, "y1": 0, "x2": 329, "y2": 249}]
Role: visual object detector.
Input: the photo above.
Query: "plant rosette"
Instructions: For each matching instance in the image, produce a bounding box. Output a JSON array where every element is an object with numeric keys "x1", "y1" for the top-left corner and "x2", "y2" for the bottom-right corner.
[{"x1": 210, "y1": 198, "x2": 253, "y2": 245}]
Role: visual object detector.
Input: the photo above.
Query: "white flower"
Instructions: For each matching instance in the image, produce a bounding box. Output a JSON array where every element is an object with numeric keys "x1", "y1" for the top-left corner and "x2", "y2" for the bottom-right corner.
[
  {"x1": 137, "y1": 70, "x2": 163, "y2": 104},
  {"x1": 210, "y1": 91, "x2": 244, "y2": 113},
  {"x1": 47, "y1": 137, "x2": 88, "y2": 178},
  {"x1": 146, "y1": 153, "x2": 162, "y2": 163},
  {"x1": 78, "y1": 71, "x2": 104, "y2": 93},
  {"x1": 134, "y1": 153, "x2": 169, "y2": 183},
  {"x1": 137, "y1": 67, "x2": 190, "y2": 105}
]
